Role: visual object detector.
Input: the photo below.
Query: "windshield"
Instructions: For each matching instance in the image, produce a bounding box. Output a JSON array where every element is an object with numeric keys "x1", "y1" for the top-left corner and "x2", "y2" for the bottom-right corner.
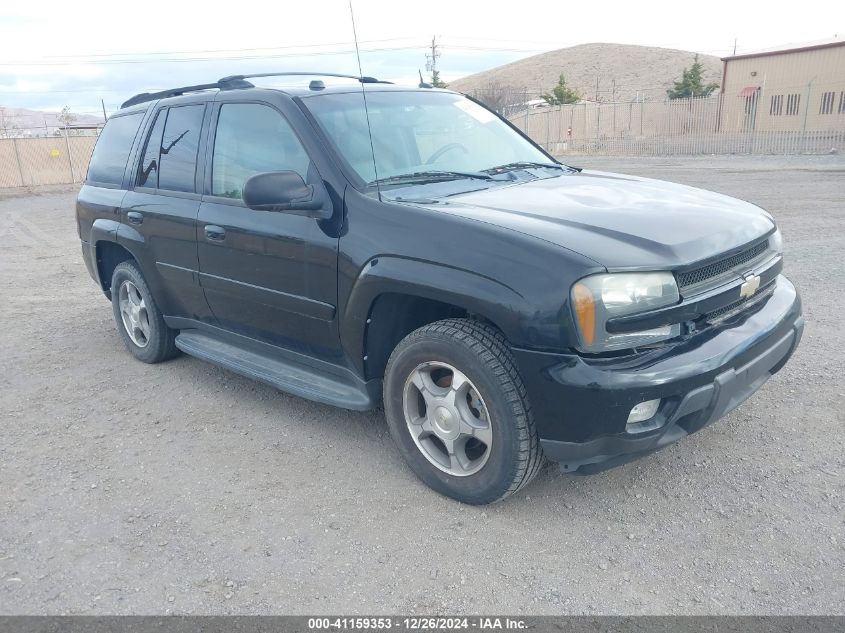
[{"x1": 302, "y1": 90, "x2": 554, "y2": 185}]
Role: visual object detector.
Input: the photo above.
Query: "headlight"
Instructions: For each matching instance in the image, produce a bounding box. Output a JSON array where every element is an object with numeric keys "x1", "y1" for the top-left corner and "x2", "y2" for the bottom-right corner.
[
  {"x1": 571, "y1": 272, "x2": 681, "y2": 352},
  {"x1": 769, "y1": 227, "x2": 783, "y2": 254}
]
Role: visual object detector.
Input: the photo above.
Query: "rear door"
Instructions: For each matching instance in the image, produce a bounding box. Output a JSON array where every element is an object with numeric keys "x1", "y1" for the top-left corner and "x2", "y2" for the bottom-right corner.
[
  {"x1": 119, "y1": 101, "x2": 214, "y2": 322},
  {"x1": 196, "y1": 99, "x2": 340, "y2": 360},
  {"x1": 78, "y1": 109, "x2": 146, "y2": 246}
]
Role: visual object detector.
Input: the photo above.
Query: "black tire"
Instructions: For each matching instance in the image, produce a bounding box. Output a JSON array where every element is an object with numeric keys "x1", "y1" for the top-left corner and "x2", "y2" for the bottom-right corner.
[
  {"x1": 383, "y1": 318, "x2": 544, "y2": 504},
  {"x1": 110, "y1": 261, "x2": 179, "y2": 364}
]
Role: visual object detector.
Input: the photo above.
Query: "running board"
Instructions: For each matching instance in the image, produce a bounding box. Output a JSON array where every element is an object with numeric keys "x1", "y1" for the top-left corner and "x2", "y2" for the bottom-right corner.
[{"x1": 175, "y1": 330, "x2": 377, "y2": 411}]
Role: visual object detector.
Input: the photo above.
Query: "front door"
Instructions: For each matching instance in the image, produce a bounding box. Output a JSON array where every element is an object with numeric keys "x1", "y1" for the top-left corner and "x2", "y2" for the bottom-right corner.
[{"x1": 196, "y1": 101, "x2": 340, "y2": 361}]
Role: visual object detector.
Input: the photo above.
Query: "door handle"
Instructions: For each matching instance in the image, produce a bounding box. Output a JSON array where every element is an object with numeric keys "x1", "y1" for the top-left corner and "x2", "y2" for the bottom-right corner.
[
  {"x1": 127, "y1": 211, "x2": 143, "y2": 225},
  {"x1": 204, "y1": 225, "x2": 226, "y2": 241}
]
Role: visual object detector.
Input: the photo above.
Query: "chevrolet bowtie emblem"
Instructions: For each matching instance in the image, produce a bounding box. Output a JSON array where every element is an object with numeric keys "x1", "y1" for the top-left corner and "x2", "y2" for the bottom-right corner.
[{"x1": 740, "y1": 274, "x2": 761, "y2": 299}]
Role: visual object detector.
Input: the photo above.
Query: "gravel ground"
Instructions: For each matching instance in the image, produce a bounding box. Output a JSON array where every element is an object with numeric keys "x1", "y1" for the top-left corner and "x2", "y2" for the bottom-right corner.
[{"x1": 1, "y1": 156, "x2": 843, "y2": 615}]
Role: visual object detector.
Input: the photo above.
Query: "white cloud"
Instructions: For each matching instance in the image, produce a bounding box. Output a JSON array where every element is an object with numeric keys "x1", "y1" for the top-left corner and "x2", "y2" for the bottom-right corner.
[{"x1": 1, "y1": 0, "x2": 842, "y2": 112}]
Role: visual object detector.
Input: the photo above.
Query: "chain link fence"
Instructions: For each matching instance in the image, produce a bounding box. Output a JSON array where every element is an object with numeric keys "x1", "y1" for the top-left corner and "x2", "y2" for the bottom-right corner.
[
  {"x1": 3, "y1": 87, "x2": 845, "y2": 188},
  {"x1": 0, "y1": 134, "x2": 99, "y2": 188},
  {"x1": 507, "y1": 88, "x2": 845, "y2": 156}
]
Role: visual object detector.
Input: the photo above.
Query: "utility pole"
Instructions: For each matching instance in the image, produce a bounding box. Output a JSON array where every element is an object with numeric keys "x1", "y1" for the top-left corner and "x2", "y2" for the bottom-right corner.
[
  {"x1": 733, "y1": 38, "x2": 737, "y2": 56},
  {"x1": 426, "y1": 35, "x2": 444, "y2": 87},
  {"x1": 101, "y1": 99, "x2": 108, "y2": 122}
]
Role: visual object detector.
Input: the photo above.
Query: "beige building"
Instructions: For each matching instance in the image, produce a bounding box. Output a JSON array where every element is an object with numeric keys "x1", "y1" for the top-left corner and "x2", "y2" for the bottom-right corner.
[{"x1": 719, "y1": 40, "x2": 845, "y2": 132}]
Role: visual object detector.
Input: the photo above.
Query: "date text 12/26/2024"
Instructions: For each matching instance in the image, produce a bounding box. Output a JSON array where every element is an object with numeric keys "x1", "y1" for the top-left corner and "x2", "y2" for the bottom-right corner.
[{"x1": 307, "y1": 617, "x2": 528, "y2": 630}]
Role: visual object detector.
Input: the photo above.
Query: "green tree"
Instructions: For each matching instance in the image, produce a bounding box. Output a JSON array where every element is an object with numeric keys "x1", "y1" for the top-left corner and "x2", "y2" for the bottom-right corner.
[
  {"x1": 541, "y1": 73, "x2": 581, "y2": 105},
  {"x1": 667, "y1": 55, "x2": 719, "y2": 99},
  {"x1": 431, "y1": 69, "x2": 447, "y2": 89}
]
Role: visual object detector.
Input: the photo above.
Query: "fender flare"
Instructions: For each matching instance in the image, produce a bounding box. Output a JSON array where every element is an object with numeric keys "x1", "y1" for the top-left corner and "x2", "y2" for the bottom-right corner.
[
  {"x1": 91, "y1": 220, "x2": 159, "y2": 298},
  {"x1": 89, "y1": 218, "x2": 122, "y2": 289},
  {"x1": 90, "y1": 217, "x2": 121, "y2": 245},
  {"x1": 340, "y1": 256, "x2": 529, "y2": 375},
  {"x1": 115, "y1": 220, "x2": 147, "y2": 256}
]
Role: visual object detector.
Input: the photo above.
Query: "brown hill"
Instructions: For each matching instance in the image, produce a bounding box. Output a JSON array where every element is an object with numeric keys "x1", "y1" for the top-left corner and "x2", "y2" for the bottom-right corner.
[
  {"x1": 0, "y1": 106, "x2": 102, "y2": 137},
  {"x1": 448, "y1": 43, "x2": 722, "y2": 103}
]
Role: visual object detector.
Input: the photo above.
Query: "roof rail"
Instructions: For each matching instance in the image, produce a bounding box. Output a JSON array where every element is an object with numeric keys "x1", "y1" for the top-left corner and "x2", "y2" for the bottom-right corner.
[
  {"x1": 120, "y1": 77, "x2": 254, "y2": 109},
  {"x1": 119, "y1": 72, "x2": 391, "y2": 109},
  {"x1": 218, "y1": 71, "x2": 392, "y2": 85}
]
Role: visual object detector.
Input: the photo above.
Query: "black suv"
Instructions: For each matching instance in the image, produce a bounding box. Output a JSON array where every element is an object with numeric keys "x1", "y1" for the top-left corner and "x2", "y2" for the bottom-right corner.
[{"x1": 76, "y1": 73, "x2": 803, "y2": 504}]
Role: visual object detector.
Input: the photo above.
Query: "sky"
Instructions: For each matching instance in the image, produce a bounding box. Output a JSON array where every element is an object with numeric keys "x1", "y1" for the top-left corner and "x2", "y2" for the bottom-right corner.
[{"x1": 1, "y1": 0, "x2": 843, "y2": 118}]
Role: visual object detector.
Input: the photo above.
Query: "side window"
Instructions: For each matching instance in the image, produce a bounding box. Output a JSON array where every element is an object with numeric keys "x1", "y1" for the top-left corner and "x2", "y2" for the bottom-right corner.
[
  {"x1": 87, "y1": 112, "x2": 144, "y2": 186},
  {"x1": 158, "y1": 104, "x2": 205, "y2": 192},
  {"x1": 212, "y1": 103, "x2": 310, "y2": 199},
  {"x1": 137, "y1": 109, "x2": 166, "y2": 188}
]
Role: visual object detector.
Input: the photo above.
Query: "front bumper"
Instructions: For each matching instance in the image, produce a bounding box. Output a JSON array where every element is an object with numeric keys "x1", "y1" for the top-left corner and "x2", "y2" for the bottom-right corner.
[{"x1": 512, "y1": 275, "x2": 803, "y2": 474}]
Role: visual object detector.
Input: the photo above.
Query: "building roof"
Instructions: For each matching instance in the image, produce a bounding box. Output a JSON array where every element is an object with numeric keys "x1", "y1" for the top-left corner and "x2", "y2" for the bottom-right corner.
[{"x1": 722, "y1": 38, "x2": 845, "y2": 62}]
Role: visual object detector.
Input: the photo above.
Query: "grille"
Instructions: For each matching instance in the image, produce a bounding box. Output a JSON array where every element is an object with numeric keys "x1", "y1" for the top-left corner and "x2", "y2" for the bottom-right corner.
[
  {"x1": 704, "y1": 280, "x2": 776, "y2": 323},
  {"x1": 678, "y1": 240, "x2": 769, "y2": 289}
]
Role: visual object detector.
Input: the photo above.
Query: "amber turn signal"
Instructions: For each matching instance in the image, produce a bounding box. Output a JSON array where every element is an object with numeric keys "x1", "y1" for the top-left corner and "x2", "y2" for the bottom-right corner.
[{"x1": 572, "y1": 282, "x2": 596, "y2": 346}]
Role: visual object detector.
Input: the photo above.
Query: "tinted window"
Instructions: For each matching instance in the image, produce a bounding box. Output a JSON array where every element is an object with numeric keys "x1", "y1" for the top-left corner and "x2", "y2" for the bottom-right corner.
[
  {"x1": 87, "y1": 112, "x2": 143, "y2": 185},
  {"x1": 158, "y1": 105, "x2": 204, "y2": 192},
  {"x1": 137, "y1": 109, "x2": 166, "y2": 188},
  {"x1": 211, "y1": 103, "x2": 310, "y2": 199}
]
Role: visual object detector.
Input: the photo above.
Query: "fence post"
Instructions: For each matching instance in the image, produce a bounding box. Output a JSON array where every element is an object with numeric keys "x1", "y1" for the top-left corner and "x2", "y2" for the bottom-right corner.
[
  {"x1": 583, "y1": 102, "x2": 588, "y2": 153},
  {"x1": 640, "y1": 99, "x2": 644, "y2": 137},
  {"x1": 595, "y1": 105, "x2": 600, "y2": 151},
  {"x1": 63, "y1": 127, "x2": 75, "y2": 182},
  {"x1": 557, "y1": 103, "x2": 563, "y2": 151},
  {"x1": 800, "y1": 80, "x2": 813, "y2": 153},
  {"x1": 11, "y1": 138, "x2": 25, "y2": 187}
]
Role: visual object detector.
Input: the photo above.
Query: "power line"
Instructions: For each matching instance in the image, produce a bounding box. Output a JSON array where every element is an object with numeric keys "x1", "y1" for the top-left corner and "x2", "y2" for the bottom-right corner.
[
  {"x1": 0, "y1": 41, "x2": 749, "y2": 71},
  {"x1": 3, "y1": 41, "x2": 610, "y2": 68},
  {"x1": 0, "y1": 44, "x2": 428, "y2": 67},
  {"x1": 38, "y1": 36, "x2": 418, "y2": 60}
]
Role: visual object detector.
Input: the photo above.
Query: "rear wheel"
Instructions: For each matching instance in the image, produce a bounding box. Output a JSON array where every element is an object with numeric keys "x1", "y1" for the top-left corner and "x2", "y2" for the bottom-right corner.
[
  {"x1": 110, "y1": 261, "x2": 179, "y2": 363},
  {"x1": 384, "y1": 318, "x2": 543, "y2": 504}
]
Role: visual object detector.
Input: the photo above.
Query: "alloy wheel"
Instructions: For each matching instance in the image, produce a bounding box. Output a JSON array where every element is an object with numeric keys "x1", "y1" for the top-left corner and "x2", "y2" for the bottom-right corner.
[
  {"x1": 118, "y1": 280, "x2": 151, "y2": 348},
  {"x1": 402, "y1": 361, "x2": 493, "y2": 476}
]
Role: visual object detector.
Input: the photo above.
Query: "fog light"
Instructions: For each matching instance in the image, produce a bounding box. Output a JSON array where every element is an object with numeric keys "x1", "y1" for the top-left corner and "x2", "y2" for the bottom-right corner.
[{"x1": 627, "y1": 398, "x2": 661, "y2": 424}]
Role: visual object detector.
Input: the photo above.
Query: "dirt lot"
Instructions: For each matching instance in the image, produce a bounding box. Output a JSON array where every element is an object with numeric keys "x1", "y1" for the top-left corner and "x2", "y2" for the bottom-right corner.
[{"x1": 1, "y1": 156, "x2": 843, "y2": 615}]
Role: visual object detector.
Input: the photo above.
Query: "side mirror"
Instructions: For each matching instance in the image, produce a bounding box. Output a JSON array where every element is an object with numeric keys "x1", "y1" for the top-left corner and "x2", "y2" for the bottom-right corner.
[{"x1": 242, "y1": 171, "x2": 329, "y2": 218}]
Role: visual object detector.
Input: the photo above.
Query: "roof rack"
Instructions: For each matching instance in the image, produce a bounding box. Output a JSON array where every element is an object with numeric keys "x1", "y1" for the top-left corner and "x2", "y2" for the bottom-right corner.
[
  {"x1": 120, "y1": 72, "x2": 391, "y2": 109},
  {"x1": 219, "y1": 71, "x2": 391, "y2": 85},
  {"x1": 120, "y1": 77, "x2": 254, "y2": 109}
]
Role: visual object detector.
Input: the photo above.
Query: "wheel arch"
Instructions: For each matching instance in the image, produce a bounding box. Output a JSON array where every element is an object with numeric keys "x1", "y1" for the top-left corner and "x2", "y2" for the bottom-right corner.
[
  {"x1": 341, "y1": 256, "x2": 528, "y2": 380},
  {"x1": 94, "y1": 240, "x2": 137, "y2": 299}
]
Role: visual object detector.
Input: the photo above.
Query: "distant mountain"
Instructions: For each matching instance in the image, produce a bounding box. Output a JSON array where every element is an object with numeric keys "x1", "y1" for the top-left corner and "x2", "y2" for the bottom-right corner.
[
  {"x1": 448, "y1": 43, "x2": 722, "y2": 103},
  {"x1": 0, "y1": 106, "x2": 102, "y2": 136}
]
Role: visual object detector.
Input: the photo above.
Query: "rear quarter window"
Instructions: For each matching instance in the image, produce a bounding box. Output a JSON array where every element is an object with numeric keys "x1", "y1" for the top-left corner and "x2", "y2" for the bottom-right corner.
[{"x1": 86, "y1": 112, "x2": 144, "y2": 186}]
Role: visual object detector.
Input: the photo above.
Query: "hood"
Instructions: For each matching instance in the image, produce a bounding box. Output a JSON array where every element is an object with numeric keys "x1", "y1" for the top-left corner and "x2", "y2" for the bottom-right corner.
[{"x1": 422, "y1": 170, "x2": 776, "y2": 270}]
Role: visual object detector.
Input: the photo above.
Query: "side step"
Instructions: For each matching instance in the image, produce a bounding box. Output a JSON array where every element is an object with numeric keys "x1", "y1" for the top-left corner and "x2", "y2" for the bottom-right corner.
[{"x1": 175, "y1": 330, "x2": 377, "y2": 411}]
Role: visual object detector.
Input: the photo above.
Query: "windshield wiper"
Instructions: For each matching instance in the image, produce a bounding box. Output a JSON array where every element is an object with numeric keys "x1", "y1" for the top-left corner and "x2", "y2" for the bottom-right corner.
[
  {"x1": 369, "y1": 170, "x2": 494, "y2": 186},
  {"x1": 482, "y1": 161, "x2": 568, "y2": 174}
]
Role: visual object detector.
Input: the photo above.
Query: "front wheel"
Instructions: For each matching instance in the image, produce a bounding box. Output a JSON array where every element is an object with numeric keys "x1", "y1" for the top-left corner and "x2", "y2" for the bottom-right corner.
[{"x1": 383, "y1": 319, "x2": 543, "y2": 504}]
